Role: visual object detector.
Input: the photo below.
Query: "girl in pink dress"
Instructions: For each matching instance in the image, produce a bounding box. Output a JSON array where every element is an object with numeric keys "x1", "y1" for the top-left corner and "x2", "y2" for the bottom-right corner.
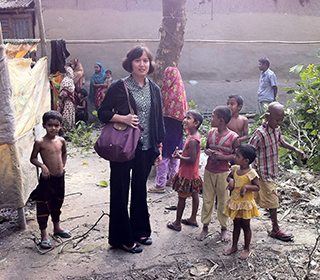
[{"x1": 167, "y1": 110, "x2": 203, "y2": 231}]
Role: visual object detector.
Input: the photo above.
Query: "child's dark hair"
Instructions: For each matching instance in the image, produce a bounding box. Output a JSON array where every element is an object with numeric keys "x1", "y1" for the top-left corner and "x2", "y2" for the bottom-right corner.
[
  {"x1": 228, "y1": 94, "x2": 244, "y2": 107},
  {"x1": 187, "y1": 109, "x2": 203, "y2": 129},
  {"x1": 79, "y1": 88, "x2": 88, "y2": 97},
  {"x1": 42, "y1": 110, "x2": 63, "y2": 124},
  {"x1": 236, "y1": 144, "x2": 256, "y2": 164},
  {"x1": 106, "y1": 69, "x2": 112, "y2": 75},
  {"x1": 214, "y1": 105, "x2": 232, "y2": 124}
]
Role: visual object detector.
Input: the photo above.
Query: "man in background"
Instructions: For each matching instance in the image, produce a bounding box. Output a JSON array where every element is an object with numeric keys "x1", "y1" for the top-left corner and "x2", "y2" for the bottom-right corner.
[{"x1": 257, "y1": 58, "x2": 277, "y2": 114}]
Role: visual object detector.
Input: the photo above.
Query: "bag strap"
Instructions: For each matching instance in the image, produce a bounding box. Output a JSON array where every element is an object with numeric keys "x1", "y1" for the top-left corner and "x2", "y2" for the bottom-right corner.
[{"x1": 123, "y1": 80, "x2": 134, "y2": 115}]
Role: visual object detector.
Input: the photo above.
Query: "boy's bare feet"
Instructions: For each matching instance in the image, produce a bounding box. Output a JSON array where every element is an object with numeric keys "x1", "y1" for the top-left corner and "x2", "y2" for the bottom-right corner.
[
  {"x1": 239, "y1": 249, "x2": 251, "y2": 260},
  {"x1": 221, "y1": 227, "x2": 230, "y2": 242},
  {"x1": 196, "y1": 226, "x2": 209, "y2": 241},
  {"x1": 223, "y1": 246, "x2": 238, "y2": 256}
]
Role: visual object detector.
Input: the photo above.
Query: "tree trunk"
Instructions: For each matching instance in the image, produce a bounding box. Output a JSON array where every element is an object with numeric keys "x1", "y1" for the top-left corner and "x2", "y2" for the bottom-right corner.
[{"x1": 152, "y1": 0, "x2": 187, "y2": 87}]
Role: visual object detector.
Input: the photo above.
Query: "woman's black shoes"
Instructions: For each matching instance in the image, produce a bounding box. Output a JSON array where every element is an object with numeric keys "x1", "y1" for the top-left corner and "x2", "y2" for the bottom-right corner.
[
  {"x1": 120, "y1": 244, "x2": 143, "y2": 253},
  {"x1": 137, "y1": 237, "x2": 152, "y2": 245}
]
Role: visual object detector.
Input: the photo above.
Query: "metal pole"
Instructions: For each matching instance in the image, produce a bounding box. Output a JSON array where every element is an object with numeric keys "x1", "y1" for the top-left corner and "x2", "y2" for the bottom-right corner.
[{"x1": 34, "y1": 0, "x2": 47, "y2": 57}]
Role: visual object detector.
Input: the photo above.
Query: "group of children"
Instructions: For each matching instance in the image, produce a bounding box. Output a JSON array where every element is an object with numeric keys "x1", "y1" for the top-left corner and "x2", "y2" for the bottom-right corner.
[
  {"x1": 166, "y1": 96, "x2": 305, "y2": 260},
  {"x1": 30, "y1": 92, "x2": 305, "y2": 258}
]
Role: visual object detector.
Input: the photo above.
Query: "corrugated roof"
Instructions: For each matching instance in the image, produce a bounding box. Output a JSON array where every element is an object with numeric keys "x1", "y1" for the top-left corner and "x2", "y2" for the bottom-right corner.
[{"x1": 0, "y1": 0, "x2": 34, "y2": 9}]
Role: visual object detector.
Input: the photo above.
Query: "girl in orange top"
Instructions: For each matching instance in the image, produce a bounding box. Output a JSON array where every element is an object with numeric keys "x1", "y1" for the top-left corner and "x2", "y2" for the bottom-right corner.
[
  {"x1": 167, "y1": 110, "x2": 203, "y2": 232},
  {"x1": 224, "y1": 144, "x2": 260, "y2": 260}
]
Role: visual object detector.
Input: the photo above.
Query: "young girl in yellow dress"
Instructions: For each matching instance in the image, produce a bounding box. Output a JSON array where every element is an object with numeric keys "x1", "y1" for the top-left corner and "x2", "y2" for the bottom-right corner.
[{"x1": 224, "y1": 144, "x2": 260, "y2": 260}]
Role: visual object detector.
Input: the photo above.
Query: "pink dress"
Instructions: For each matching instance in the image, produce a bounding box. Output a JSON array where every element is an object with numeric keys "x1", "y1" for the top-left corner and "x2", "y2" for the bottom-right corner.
[{"x1": 172, "y1": 133, "x2": 203, "y2": 195}]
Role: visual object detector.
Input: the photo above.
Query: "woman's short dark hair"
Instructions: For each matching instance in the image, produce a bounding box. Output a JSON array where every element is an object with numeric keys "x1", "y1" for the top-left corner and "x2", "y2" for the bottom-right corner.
[
  {"x1": 236, "y1": 144, "x2": 257, "y2": 164},
  {"x1": 122, "y1": 45, "x2": 155, "y2": 74}
]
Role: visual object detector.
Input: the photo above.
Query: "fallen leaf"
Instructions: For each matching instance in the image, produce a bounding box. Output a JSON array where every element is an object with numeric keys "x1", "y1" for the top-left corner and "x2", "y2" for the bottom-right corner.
[
  {"x1": 291, "y1": 191, "x2": 302, "y2": 198},
  {"x1": 82, "y1": 162, "x2": 88, "y2": 165},
  {"x1": 100, "y1": 180, "x2": 108, "y2": 187}
]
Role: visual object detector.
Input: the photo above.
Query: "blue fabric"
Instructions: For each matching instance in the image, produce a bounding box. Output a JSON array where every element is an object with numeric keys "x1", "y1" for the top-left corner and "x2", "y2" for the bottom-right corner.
[{"x1": 89, "y1": 62, "x2": 106, "y2": 102}]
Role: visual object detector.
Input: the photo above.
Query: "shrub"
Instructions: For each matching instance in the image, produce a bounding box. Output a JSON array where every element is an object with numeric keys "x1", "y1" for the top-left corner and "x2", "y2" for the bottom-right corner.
[{"x1": 282, "y1": 55, "x2": 320, "y2": 172}]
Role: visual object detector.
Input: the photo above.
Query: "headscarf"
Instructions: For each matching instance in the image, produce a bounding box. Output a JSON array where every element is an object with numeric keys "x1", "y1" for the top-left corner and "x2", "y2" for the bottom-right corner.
[
  {"x1": 161, "y1": 67, "x2": 188, "y2": 121},
  {"x1": 89, "y1": 62, "x2": 106, "y2": 102},
  {"x1": 71, "y1": 58, "x2": 84, "y2": 92}
]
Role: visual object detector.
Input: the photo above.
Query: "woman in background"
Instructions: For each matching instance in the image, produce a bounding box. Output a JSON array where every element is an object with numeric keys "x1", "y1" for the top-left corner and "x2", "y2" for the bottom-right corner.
[
  {"x1": 57, "y1": 66, "x2": 76, "y2": 129},
  {"x1": 89, "y1": 62, "x2": 107, "y2": 108},
  {"x1": 148, "y1": 67, "x2": 188, "y2": 193},
  {"x1": 70, "y1": 58, "x2": 84, "y2": 94}
]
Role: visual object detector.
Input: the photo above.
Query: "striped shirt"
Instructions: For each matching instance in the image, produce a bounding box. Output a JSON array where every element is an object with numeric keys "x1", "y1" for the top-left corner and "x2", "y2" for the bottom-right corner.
[
  {"x1": 249, "y1": 121, "x2": 285, "y2": 180},
  {"x1": 205, "y1": 128, "x2": 239, "y2": 173}
]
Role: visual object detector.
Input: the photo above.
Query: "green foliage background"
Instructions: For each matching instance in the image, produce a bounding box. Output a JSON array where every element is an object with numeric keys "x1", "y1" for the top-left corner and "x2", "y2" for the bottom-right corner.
[{"x1": 281, "y1": 52, "x2": 320, "y2": 172}]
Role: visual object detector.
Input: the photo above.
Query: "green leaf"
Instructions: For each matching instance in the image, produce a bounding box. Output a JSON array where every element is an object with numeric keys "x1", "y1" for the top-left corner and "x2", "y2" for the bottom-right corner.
[
  {"x1": 289, "y1": 64, "x2": 303, "y2": 74},
  {"x1": 307, "y1": 109, "x2": 315, "y2": 114},
  {"x1": 305, "y1": 122, "x2": 313, "y2": 129},
  {"x1": 99, "y1": 180, "x2": 108, "y2": 187},
  {"x1": 300, "y1": 72, "x2": 307, "y2": 81},
  {"x1": 311, "y1": 129, "x2": 317, "y2": 136}
]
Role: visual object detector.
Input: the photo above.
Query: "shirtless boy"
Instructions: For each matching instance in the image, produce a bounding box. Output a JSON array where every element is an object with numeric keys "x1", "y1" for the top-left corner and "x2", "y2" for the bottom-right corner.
[
  {"x1": 227, "y1": 95, "x2": 248, "y2": 143},
  {"x1": 30, "y1": 110, "x2": 71, "y2": 249}
]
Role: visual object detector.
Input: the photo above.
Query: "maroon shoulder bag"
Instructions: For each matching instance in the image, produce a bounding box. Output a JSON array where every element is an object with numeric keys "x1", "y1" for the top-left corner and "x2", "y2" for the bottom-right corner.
[{"x1": 94, "y1": 80, "x2": 141, "y2": 162}]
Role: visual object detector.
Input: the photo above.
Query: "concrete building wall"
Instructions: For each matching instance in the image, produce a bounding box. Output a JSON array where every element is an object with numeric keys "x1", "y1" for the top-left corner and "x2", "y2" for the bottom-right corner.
[{"x1": 37, "y1": 0, "x2": 320, "y2": 113}]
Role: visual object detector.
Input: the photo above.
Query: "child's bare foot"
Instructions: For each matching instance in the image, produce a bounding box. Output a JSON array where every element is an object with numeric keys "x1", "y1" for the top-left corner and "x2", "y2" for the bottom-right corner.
[
  {"x1": 239, "y1": 249, "x2": 251, "y2": 260},
  {"x1": 196, "y1": 226, "x2": 209, "y2": 241},
  {"x1": 221, "y1": 227, "x2": 230, "y2": 242},
  {"x1": 223, "y1": 246, "x2": 238, "y2": 256}
]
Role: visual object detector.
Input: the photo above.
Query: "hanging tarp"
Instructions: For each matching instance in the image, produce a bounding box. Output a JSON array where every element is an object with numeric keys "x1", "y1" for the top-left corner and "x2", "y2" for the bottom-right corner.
[
  {"x1": 0, "y1": 43, "x2": 16, "y2": 145},
  {"x1": 9, "y1": 56, "x2": 50, "y2": 137},
  {"x1": 0, "y1": 43, "x2": 50, "y2": 208},
  {"x1": 4, "y1": 39, "x2": 40, "y2": 59}
]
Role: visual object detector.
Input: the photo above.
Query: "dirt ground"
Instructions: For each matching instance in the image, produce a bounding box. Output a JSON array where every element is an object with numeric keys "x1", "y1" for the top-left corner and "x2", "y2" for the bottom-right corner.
[{"x1": 1, "y1": 144, "x2": 320, "y2": 280}]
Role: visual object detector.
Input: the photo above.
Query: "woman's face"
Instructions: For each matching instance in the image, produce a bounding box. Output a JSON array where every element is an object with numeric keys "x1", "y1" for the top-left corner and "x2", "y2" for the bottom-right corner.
[
  {"x1": 94, "y1": 64, "x2": 101, "y2": 74},
  {"x1": 131, "y1": 51, "x2": 150, "y2": 79}
]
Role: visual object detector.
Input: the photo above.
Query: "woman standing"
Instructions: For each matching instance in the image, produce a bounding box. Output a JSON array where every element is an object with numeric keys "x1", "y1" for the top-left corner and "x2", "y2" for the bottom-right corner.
[
  {"x1": 70, "y1": 58, "x2": 84, "y2": 94},
  {"x1": 98, "y1": 45, "x2": 165, "y2": 253},
  {"x1": 57, "y1": 66, "x2": 76, "y2": 129},
  {"x1": 89, "y1": 62, "x2": 107, "y2": 108},
  {"x1": 148, "y1": 67, "x2": 188, "y2": 193}
]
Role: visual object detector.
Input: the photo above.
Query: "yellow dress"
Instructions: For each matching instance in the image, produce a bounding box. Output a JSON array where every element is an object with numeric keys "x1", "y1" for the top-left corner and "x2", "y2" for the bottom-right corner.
[{"x1": 224, "y1": 165, "x2": 260, "y2": 220}]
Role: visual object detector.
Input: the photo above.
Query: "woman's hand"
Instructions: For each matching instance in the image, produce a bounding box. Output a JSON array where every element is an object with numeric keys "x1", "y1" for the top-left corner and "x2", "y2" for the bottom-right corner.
[{"x1": 122, "y1": 114, "x2": 139, "y2": 128}]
